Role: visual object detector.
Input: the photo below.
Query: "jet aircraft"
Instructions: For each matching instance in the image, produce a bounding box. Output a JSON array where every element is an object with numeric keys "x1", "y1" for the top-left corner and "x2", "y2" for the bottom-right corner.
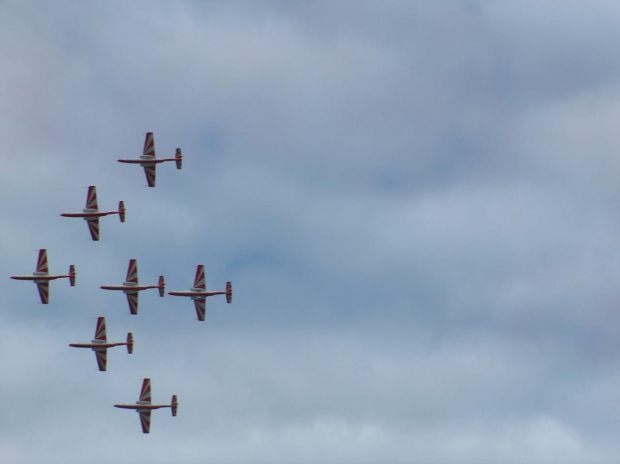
[
  {"x1": 101, "y1": 259, "x2": 165, "y2": 315},
  {"x1": 69, "y1": 317, "x2": 133, "y2": 371},
  {"x1": 168, "y1": 265, "x2": 232, "y2": 321},
  {"x1": 10, "y1": 249, "x2": 76, "y2": 304},
  {"x1": 60, "y1": 186, "x2": 125, "y2": 241},
  {"x1": 118, "y1": 132, "x2": 183, "y2": 187},
  {"x1": 114, "y1": 378, "x2": 178, "y2": 433}
]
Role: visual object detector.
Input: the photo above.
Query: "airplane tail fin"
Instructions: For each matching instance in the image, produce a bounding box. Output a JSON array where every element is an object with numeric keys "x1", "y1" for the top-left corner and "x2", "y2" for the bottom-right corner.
[
  {"x1": 226, "y1": 281, "x2": 233, "y2": 303},
  {"x1": 175, "y1": 148, "x2": 183, "y2": 169},
  {"x1": 171, "y1": 395, "x2": 178, "y2": 416},
  {"x1": 158, "y1": 276, "x2": 166, "y2": 297},
  {"x1": 69, "y1": 265, "x2": 76, "y2": 286},
  {"x1": 127, "y1": 332, "x2": 134, "y2": 354},
  {"x1": 119, "y1": 201, "x2": 126, "y2": 223}
]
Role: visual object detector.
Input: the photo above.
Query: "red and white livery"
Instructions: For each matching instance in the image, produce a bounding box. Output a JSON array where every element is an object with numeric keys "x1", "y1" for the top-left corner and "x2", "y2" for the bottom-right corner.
[
  {"x1": 10, "y1": 249, "x2": 76, "y2": 304},
  {"x1": 168, "y1": 265, "x2": 232, "y2": 321},
  {"x1": 69, "y1": 316, "x2": 133, "y2": 371},
  {"x1": 60, "y1": 186, "x2": 125, "y2": 241},
  {"x1": 118, "y1": 132, "x2": 183, "y2": 187},
  {"x1": 101, "y1": 259, "x2": 165, "y2": 315},
  {"x1": 114, "y1": 378, "x2": 178, "y2": 433}
]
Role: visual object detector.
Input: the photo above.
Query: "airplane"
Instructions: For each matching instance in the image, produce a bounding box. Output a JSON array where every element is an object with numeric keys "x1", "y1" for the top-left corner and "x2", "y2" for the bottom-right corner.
[
  {"x1": 60, "y1": 186, "x2": 125, "y2": 241},
  {"x1": 168, "y1": 265, "x2": 232, "y2": 321},
  {"x1": 101, "y1": 259, "x2": 165, "y2": 315},
  {"x1": 118, "y1": 132, "x2": 183, "y2": 187},
  {"x1": 114, "y1": 378, "x2": 178, "y2": 434},
  {"x1": 69, "y1": 316, "x2": 133, "y2": 371},
  {"x1": 10, "y1": 249, "x2": 76, "y2": 304}
]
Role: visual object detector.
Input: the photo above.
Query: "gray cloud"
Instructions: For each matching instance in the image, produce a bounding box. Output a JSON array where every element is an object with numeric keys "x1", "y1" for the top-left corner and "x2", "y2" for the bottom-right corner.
[{"x1": 2, "y1": 1, "x2": 620, "y2": 463}]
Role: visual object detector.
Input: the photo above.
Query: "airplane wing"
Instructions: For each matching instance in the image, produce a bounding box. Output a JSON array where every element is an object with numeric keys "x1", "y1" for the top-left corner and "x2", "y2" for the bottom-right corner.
[
  {"x1": 87, "y1": 218, "x2": 100, "y2": 241},
  {"x1": 193, "y1": 265, "x2": 206, "y2": 290},
  {"x1": 143, "y1": 132, "x2": 156, "y2": 157},
  {"x1": 126, "y1": 292, "x2": 139, "y2": 315},
  {"x1": 36, "y1": 249, "x2": 49, "y2": 273},
  {"x1": 194, "y1": 298, "x2": 206, "y2": 321},
  {"x1": 37, "y1": 282, "x2": 50, "y2": 304},
  {"x1": 86, "y1": 186, "x2": 98, "y2": 210},
  {"x1": 94, "y1": 317, "x2": 107, "y2": 342},
  {"x1": 138, "y1": 379, "x2": 152, "y2": 433},
  {"x1": 95, "y1": 349, "x2": 107, "y2": 371},
  {"x1": 143, "y1": 165, "x2": 156, "y2": 187},
  {"x1": 125, "y1": 259, "x2": 139, "y2": 284},
  {"x1": 139, "y1": 378, "x2": 152, "y2": 402},
  {"x1": 139, "y1": 411, "x2": 151, "y2": 434}
]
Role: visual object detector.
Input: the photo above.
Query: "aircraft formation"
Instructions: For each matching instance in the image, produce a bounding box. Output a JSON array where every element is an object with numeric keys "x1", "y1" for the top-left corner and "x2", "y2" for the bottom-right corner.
[{"x1": 10, "y1": 133, "x2": 232, "y2": 433}]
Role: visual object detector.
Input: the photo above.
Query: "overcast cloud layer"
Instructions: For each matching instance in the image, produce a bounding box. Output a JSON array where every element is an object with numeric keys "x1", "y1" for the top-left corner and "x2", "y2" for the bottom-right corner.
[{"x1": 2, "y1": 1, "x2": 620, "y2": 463}]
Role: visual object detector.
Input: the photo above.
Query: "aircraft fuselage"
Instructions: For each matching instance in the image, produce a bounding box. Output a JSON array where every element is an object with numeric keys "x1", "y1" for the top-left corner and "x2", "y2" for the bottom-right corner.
[
  {"x1": 10, "y1": 274, "x2": 68, "y2": 282},
  {"x1": 168, "y1": 289, "x2": 227, "y2": 298},
  {"x1": 61, "y1": 210, "x2": 119, "y2": 219},
  {"x1": 69, "y1": 341, "x2": 128, "y2": 349},
  {"x1": 114, "y1": 403, "x2": 172, "y2": 411},
  {"x1": 117, "y1": 157, "x2": 176, "y2": 166},
  {"x1": 101, "y1": 283, "x2": 160, "y2": 292}
]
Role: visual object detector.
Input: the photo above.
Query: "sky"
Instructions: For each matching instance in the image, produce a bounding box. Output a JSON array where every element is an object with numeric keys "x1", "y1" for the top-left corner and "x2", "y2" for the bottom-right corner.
[{"x1": 2, "y1": 1, "x2": 620, "y2": 463}]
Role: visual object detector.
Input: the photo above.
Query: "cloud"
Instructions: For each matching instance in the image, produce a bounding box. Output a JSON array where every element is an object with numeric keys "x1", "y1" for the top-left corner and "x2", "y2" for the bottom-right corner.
[{"x1": 3, "y1": 1, "x2": 620, "y2": 463}]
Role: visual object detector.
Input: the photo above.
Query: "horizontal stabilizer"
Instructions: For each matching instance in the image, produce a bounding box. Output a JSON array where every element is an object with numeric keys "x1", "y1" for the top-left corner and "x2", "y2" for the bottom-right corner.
[
  {"x1": 226, "y1": 281, "x2": 233, "y2": 303},
  {"x1": 158, "y1": 276, "x2": 166, "y2": 297},
  {"x1": 127, "y1": 333, "x2": 134, "y2": 354},
  {"x1": 119, "y1": 201, "x2": 126, "y2": 223},
  {"x1": 69, "y1": 265, "x2": 76, "y2": 286},
  {"x1": 175, "y1": 148, "x2": 183, "y2": 169}
]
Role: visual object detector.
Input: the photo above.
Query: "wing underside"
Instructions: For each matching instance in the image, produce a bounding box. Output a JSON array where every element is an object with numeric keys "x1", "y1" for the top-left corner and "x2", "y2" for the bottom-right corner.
[
  {"x1": 86, "y1": 186, "x2": 99, "y2": 210},
  {"x1": 139, "y1": 378, "x2": 152, "y2": 402},
  {"x1": 36, "y1": 249, "x2": 49, "y2": 273},
  {"x1": 37, "y1": 282, "x2": 50, "y2": 304},
  {"x1": 194, "y1": 298, "x2": 206, "y2": 321},
  {"x1": 143, "y1": 165, "x2": 157, "y2": 187},
  {"x1": 143, "y1": 132, "x2": 155, "y2": 157},
  {"x1": 193, "y1": 265, "x2": 206, "y2": 290},
  {"x1": 125, "y1": 260, "x2": 138, "y2": 284},
  {"x1": 139, "y1": 411, "x2": 151, "y2": 433},
  {"x1": 126, "y1": 292, "x2": 139, "y2": 315},
  {"x1": 87, "y1": 218, "x2": 100, "y2": 241},
  {"x1": 94, "y1": 317, "x2": 107, "y2": 341},
  {"x1": 95, "y1": 349, "x2": 107, "y2": 371}
]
